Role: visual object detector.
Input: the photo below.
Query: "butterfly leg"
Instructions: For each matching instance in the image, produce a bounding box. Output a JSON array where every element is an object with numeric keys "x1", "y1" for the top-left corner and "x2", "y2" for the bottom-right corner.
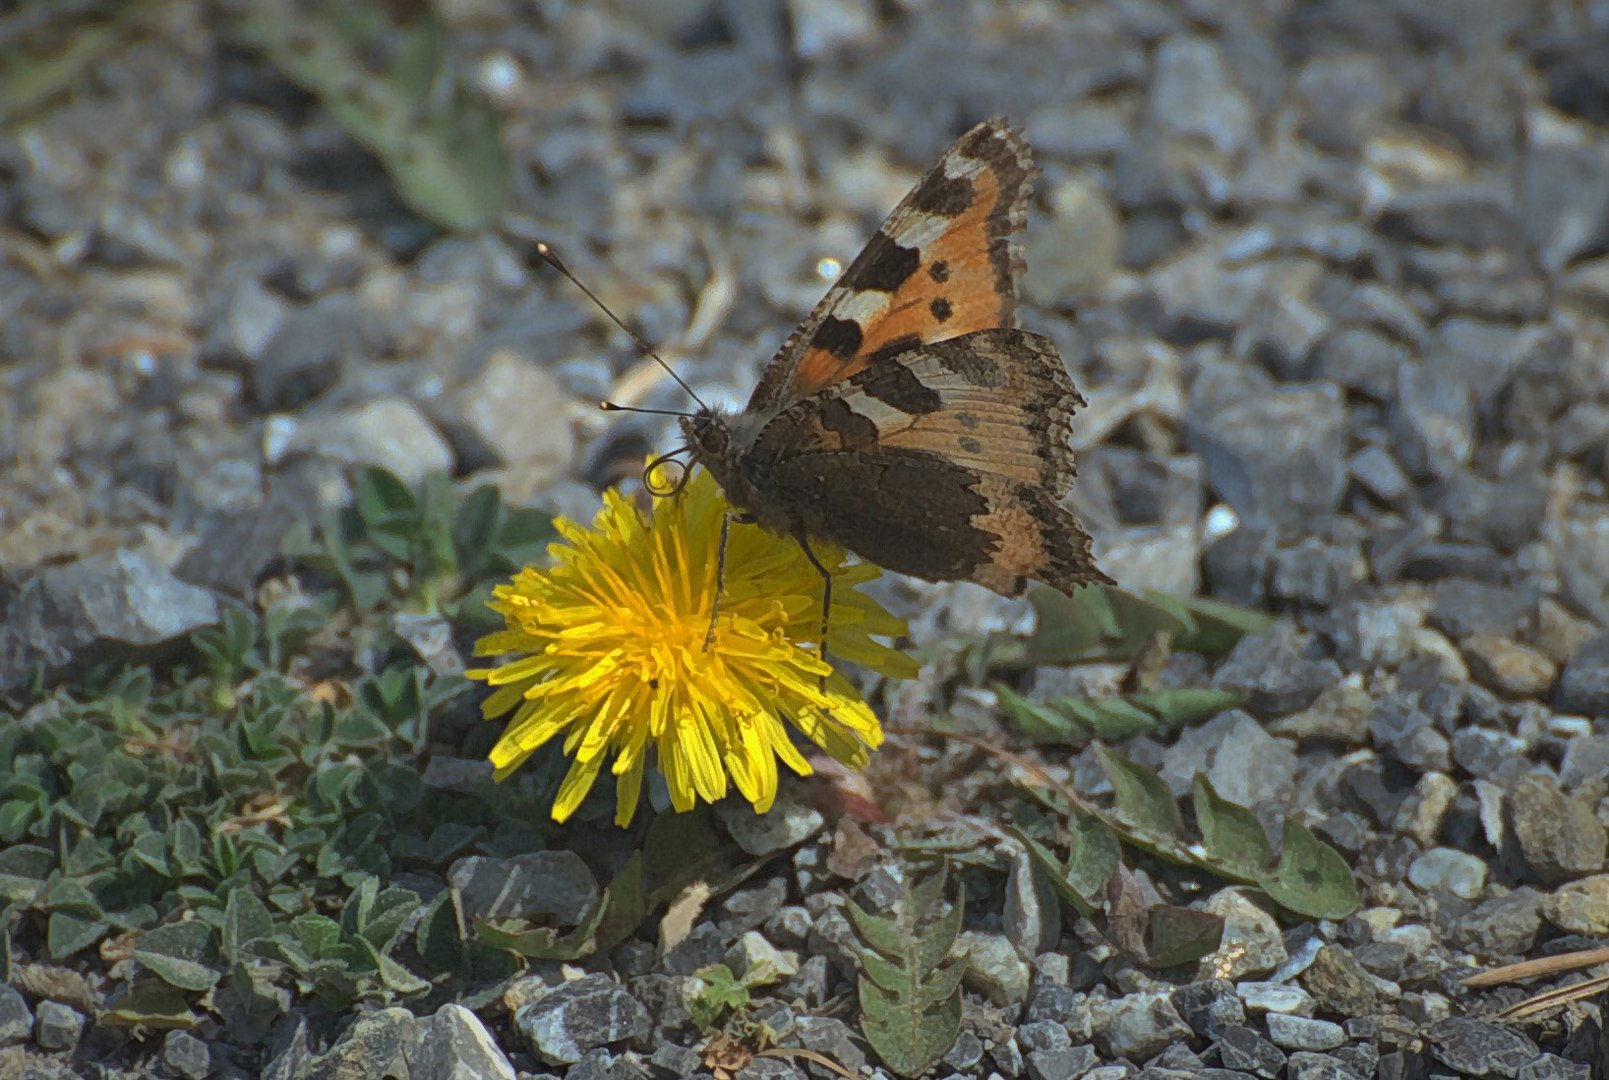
[
  {"x1": 705, "y1": 511, "x2": 755, "y2": 651},
  {"x1": 793, "y1": 532, "x2": 833, "y2": 684}
]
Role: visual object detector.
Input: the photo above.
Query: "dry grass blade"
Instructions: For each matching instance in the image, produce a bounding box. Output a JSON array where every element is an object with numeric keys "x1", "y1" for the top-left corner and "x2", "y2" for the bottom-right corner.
[
  {"x1": 1461, "y1": 945, "x2": 1609, "y2": 988},
  {"x1": 1492, "y1": 973, "x2": 1609, "y2": 1023}
]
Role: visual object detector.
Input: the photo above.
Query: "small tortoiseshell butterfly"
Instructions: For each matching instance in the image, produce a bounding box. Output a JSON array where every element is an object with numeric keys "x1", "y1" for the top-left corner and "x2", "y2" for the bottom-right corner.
[{"x1": 681, "y1": 118, "x2": 1111, "y2": 606}]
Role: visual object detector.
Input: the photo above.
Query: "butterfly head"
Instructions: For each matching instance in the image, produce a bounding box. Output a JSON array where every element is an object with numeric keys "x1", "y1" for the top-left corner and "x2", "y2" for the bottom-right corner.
[{"x1": 678, "y1": 406, "x2": 765, "y2": 514}]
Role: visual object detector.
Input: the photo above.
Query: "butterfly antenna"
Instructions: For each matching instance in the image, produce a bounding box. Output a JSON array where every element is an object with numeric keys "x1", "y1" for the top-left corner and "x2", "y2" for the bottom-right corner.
[
  {"x1": 644, "y1": 447, "x2": 693, "y2": 496},
  {"x1": 531, "y1": 241, "x2": 709, "y2": 411}
]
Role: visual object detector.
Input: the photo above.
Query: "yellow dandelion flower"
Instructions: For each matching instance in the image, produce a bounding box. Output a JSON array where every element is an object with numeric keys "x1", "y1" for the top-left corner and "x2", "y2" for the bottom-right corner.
[{"x1": 467, "y1": 467, "x2": 918, "y2": 827}]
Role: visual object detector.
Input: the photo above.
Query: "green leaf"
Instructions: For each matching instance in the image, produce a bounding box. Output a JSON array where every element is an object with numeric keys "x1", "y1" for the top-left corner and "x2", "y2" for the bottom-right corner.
[
  {"x1": 135, "y1": 921, "x2": 223, "y2": 991},
  {"x1": 415, "y1": 888, "x2": 463, "y2": 973},
  {"x1": 236, "y1": 6, "x2": 509, "y2": 231},
  {"x1": 995, "y1": 685, "x2": 1087, "y2": 742},
  {"x1": 100, "y1": 978, "x2": 199, "y2": 1029},
  {"x1": 222, "y1": 889, "x2": 276, "y2": 965},
  {"x1": 1192, "y1": 775, "x2": 1274, "y2": 881},
  {"x1": 0, "y1": 844, "x2": 53, "y2": 902},
  {"x1": 47, "y1": 912, "x2": 109, "y2": 960},
  {"x1": 1260, "y1": 821, "x2": 1360, "y2": 920},
  {"x1": 1027, "y1": 586, "x2": 1269, "y2": 665},
  {"x1": 477, "y1": 889, "x2": 607, "y2": 961},
  {"x1": 1095, "y1": 746, "x2": 1184, "y2": 840},
  {"x1": 359, "y1": 888, "x2": 420, "y2": 951},
  {"x1": 848, "y1": 865, "x2": 965, "y2": 1078}
]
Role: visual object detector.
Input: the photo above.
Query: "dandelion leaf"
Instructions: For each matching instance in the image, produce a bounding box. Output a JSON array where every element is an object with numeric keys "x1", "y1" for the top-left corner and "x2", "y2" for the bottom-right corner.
[
  {"x1": 1027, "y1": 586, "x2": 1271, "y2": 664},
  {"x1": 848, "y1": 865, "x2": 965, "y2": 1078}
]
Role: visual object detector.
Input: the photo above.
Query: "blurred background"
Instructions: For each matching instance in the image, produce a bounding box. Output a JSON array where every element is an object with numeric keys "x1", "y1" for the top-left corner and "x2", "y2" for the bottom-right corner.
[{"x1": 3, "y1": 0, "x2": 1608, "y2": 635}]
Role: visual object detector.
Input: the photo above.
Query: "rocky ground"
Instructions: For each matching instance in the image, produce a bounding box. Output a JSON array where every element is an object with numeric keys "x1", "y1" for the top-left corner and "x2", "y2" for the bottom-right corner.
[{"x1": 3, "y1": 0, "x2": 1609, "y2": 1078}]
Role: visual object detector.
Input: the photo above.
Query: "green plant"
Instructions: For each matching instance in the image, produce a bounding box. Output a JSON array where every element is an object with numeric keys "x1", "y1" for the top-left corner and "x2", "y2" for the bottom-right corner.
[{"x1": 848, "y1": 864, "x2": 966, "y2": 1079}]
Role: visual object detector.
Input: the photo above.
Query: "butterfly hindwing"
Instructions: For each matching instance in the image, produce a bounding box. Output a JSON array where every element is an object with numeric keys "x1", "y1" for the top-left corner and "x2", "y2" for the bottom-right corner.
[
  {"x1": 748, "y1": 330, "x2": 1112, "y2": 596},
  {"x1": 745, "y1": 119, "x2": 1035, "y2": 412}
]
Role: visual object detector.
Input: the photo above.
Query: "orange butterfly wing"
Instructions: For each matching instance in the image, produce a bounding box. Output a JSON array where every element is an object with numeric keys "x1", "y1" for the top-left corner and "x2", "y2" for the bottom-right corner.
[{"x1": 746, "y1": 118, "x2": 1035, "y2": 412}]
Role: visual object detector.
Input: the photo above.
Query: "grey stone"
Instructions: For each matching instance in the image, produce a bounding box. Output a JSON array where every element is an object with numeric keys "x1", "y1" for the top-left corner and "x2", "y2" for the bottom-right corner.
[
  {"x1": 1560, "y1": 734, "x2": 1609, "y2": 793},
  {"x1": 1515, "y1": 1053, "x2": 1592, "y2": 1080},
  {"x1": 1310, "y1": 327, "x2": 1410, "y2": 402},
  {"x1": 1426, "y1": 1017, "x2": 1540, "y2": 1079},
  {"x1": 0, "y1": 987, "x2": 32, "y2": 1045},
  {"x1": 1196, "y1": 889, "x2": 1288, "y2": 982},
  {"x1": 1018, "y1": 1020, "x2": 1072, "y2": 1054},
  {"x1": 291, "y1": 398, "x2": 454, "y2": 486},
  {"x1": 1285, "y1": 1051, "x2": 1366, "y2": 1080},
  {"x1": 763, "y1": 905, "x2": 812, "y2": 948},
  {"x1": 34, "y1": 1001, "x2": 83, "y2": 1053},
  {"x1": 718, "y1": 789, "x2": 824, "y2": 855},
  {"x1": 411, "y1": 1003, "x2": 517, "y2": 1080},
  {"x1": 1268, "y1": 538, "x2": 1363, "y2": 608},
  {"x1": 1463, "y1": 635, "x2": 1557, "y2": 699},
  {"x1": 1348, "y1": 446, "x2": 1412, "y2": 505},
  {"x1": 1091, "y1": 992, "x2": 1193, "y2": 1061},
  {"x1": 161, "y1": 1030, "x2": 210, "y2": 1079},
  {"x1": 1236, "y1": 981, "x2": 1315, "y2": 1016},
  {"x1": 1026, "y1": 1045, "x2": 1098, "y2": 1080},
  {"x1": 1147, "y1": 37, "x2": 1255, "y2": 157},
  {"x1": 1186, "y1": 382, "x2": 1347, "y2": 539},
  {"x1": 1217, "y1": 1025, "x2": 1286, "y2": 1078},
  {"x1": 1522, "y1": 142, "x2": 1609, "y2": 273},
  {"x1": 1212, "y1": 624, "x2": 1342, "y2": 718},
  {"x1": 1509, "y1": 771, "x2": 1608, "y2": 884},
  {"x1": 433, "y1": 350, "x2": 576, "y2": 489},
  {"x1": 1391, "y1": 362, "x2": 1475, "y2": 481},
  {"x1": 1369, "y1": 695, "x2": 1453, "y2": 773},
  {"x1": 0, "y1": 549, "x2": 221, "y2": 692},
  {"x1": 449, "y1": 851, "x2": 600, "y2": 926},
  {"x1": 1299, "y1": 945, "x2": 1378, "y2": 1017},
  {"x1": 788, "y1": 1016, "x2": 868, "y2": 1077},
  {"x1": 778, "y1": 953, "x2": 830, "y2": 1008},
  {"x1": 1428, "y1": 577, "x2": 1534, "y2": 640},
  {"x1": 961, "y1": 930, "x2": 1031, "y2": 1006},
  {"x1": 516, "y1": 975, "x2": 651, "y2": 1066},
  {"x1": 1006, "y1": 844, "x2": 1061, "y2": 959},
  {"x1": 1171, "y1": 979, "x2": 1245, "y2": 1040},
  {"x1": 1377, "y1": 183, "x2": 1518, "y2": 249},
  {"x1": 1264, "y1": 1014, "x2": 1344, "y2": 1053},
  {"x1": 1408, "y1": 847, "x2": 1489, "y2": 900},
  {"x1": 989, "y1": 1034, "x2": 1026, "y2": 1076},
  {"x1": 785, "y1": 0, "x2": 876, "y2": 59},
  {"x1": 249, "y1": 294, "x2": 378, "y2": 411},
  {"x1": 1162, "y1": 711, "x2": 1297, "y2": 809},
  {"x1": 1557, "y1": 633, "x2": 1609, "y2": 717},
  {"x1": 649, "y1": 1043, "x2": 702, "y2": 1079},
  {"x1": 1434, "y1": 469, "x2": 1550, "y2": 554},
  {"x1": 942, "y1": 1030, "x2": 986, "y2": 1073}
]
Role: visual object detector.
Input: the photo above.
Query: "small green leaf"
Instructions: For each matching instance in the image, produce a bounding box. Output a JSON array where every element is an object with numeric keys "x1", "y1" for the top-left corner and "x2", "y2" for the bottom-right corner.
[
  {"x1": 48, "y1": 912, "x2": 109, "y2": 960},
  {"x1": 135, "y1": 921, "x2": 223, "y2": 991},
  {"x1": 1095, "y1": 746, "x2": 1184, "y2": 839},
  {"x1": 477, "y1": 889, "x2": 607, "y2": 961},
  {"x1": 849, "y1": 865, "x2": 965, "y2": 1078},
  {"x1": 1192, "y1": 775, "x2": 1274, "y2": 880},
  {"x1": 359, "y1": 888, "x2": 420, "y2": 951},
  {"x1": 415, "y1": 888, "x2": 463, "y2": 973},
  {"x1": 222, "y1": 889, "x2": 276, "y2": 964},
  {"x1": 1260, "y1": 822, "x2": 1360, "y2": 920}
]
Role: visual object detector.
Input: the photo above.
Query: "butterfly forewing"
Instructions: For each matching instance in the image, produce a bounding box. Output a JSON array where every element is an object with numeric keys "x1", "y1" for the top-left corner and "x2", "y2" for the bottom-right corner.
[{"x1": 747, "y1": 119, "x2": 1036, "y2": 411}]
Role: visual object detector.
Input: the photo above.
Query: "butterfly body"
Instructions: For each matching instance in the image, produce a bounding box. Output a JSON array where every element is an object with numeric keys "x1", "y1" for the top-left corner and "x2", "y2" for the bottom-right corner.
[{"x1": 683, "y1": 119, "x2": 1111, "y2": 599}]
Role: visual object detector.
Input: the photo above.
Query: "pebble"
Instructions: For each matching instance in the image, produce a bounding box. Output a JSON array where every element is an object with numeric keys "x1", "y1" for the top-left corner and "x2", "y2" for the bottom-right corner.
[
  {"x1": 1556, "y1": 633, "x2": 1609, "y2": 716},
  {"x1": 1407, "y1": 847, "x2": 1488, "y2": 901},
  {"x1": 1508, "y1": 771, "x2": 1608, "y2": 884},
  {"x1": 1462, "y1": 634, "x2": 1557, "y2": 699},
  {"x1": 1540, "y1": 875, "x2": 1609, "y2": 935},
  {"x1": 1265, "y1": 1014, "x2": 1345, "y2": 1052}
]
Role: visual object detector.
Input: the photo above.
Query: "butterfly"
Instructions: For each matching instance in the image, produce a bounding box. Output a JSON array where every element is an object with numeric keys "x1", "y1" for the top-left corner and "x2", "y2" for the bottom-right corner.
[{"x1": 678, "y1": 118, "x2": 1111, "y2": 629}]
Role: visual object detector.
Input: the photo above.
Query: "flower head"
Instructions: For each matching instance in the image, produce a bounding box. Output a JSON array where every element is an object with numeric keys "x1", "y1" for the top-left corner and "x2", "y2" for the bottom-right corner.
[{"x1": 468, "y1": 467, "x2": 916, "y2": 827}]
